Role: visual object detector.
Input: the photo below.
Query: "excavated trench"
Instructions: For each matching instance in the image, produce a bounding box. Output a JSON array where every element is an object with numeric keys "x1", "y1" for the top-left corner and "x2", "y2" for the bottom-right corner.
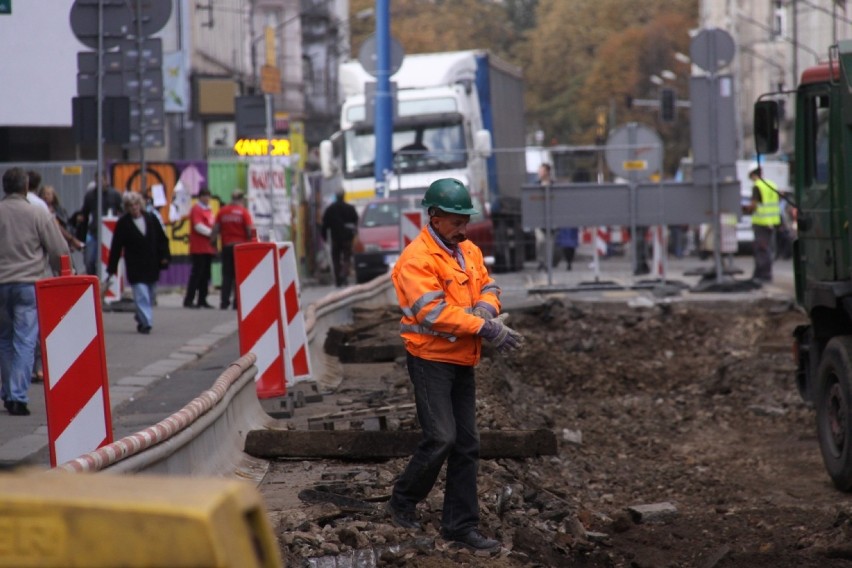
[{"x1": 258, "y1": 298, "x2": 852, "y2": 567}]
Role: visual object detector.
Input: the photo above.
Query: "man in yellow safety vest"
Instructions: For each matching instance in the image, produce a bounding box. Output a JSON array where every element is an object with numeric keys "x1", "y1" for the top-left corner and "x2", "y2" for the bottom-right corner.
[{"x1": 744, "y1": 164, "x2": 781, "y2": 283}]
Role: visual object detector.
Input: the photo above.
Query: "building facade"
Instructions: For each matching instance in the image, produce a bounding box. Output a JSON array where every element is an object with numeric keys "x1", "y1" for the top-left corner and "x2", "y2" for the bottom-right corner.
[
  {"x1": 700, "y1": 0, "x2": 852, "y2": 157},
  {"x1": 0, "y1": 0, "x2": 347, "y2": 164}
]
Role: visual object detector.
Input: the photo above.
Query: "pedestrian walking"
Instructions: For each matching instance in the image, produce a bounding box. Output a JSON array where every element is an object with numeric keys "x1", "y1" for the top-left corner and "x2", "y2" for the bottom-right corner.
[
  {"x1": 321, "y1": 190, "x2": 359, "y2": 287},
  {"x1": 0, "y1": 167, "x2": 69, "y2": 416},
  {"x1": 107, "y1": 191, "x2": 171, "y2": 334},
  {"x1": 25, "y1": 170, "x2": 49, "y2": 213},
  {"x1": 210, "y1": 189, "x2": 254, "y2": 310},
  {"x1": 39, "y1": 185, "x2": 84, "y2": 252},
  {"x1": 386, "y1": 178, "x2": 524, "y2": 551},
  {"x1": 183, "y1": 185, "x2": 216, "y2": 308},
  {"x1": 554, "y1": 227, "x2": 579, "y2": 270}
]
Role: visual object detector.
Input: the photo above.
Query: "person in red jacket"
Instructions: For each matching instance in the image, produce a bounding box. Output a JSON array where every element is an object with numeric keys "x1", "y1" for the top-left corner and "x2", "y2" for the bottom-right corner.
[
  {"x1": 210, "y1": 189, "x2": 254, "y2": 310},
  {"x1": 385, "y1": 178, "x2": 524, "y2": 552},
  {"x1": 183, "y1": 185, "x2": 216, "y2": 308}
]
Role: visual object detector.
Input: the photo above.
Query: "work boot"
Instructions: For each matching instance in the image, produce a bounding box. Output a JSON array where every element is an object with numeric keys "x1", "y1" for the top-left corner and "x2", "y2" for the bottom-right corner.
[
  {"x1": 385, "y1": 501, "x2": 421, "y2": 530},
  {"x1": 448, "y1": 529, "x2": 500, "y2": 551}
]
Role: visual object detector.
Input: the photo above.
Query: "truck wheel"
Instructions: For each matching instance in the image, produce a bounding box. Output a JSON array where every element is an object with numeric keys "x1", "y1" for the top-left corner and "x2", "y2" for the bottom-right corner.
[{"x1": 816, "y1": 336, "x2": 852, "y2": 491}]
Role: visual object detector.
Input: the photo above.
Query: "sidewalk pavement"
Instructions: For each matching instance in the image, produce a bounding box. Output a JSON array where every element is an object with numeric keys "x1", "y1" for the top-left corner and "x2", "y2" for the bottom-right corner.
[
  {"x1": 0, "y1": 251, "x2": 795, "y2": 468},
  {"x1": 0, "y1": 282, "x2": 336, "y2": 468}
]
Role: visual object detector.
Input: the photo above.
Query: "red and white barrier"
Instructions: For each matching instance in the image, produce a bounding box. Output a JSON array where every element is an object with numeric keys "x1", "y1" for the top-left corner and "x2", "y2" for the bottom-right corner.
[
  {"x1": 651, "y1": 225, "x2": 667, "y2": 279},
  {"x1": 36, "y1": 272, "x2": 113, "y2": 467},
  {"x1": 277, "y1": 242, "x2": 312, "y2": 385},
  {"x1": 101, "y1": 215, "x2": 123, "y2": 303},
  {"x1": 234, "y1": 242, "x2": 287, "y2": 398},
  {"x1": 584, "y1": 226, "x2": 610, "y2": 278},
  {"x1": 401, "y1": 210, "x2": 422, "y2": 247}
]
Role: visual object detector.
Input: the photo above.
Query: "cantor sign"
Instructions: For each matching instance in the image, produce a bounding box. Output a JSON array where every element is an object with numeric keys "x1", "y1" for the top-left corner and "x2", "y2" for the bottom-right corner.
[{"x1": 234, "y1": 138, "x2": 291, "y2": 157}]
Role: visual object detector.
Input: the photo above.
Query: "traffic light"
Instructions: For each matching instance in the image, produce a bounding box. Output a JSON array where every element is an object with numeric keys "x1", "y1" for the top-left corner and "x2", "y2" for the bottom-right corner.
[{"x1": 660, "y1": 88, "x2": 676, "y2": 123}]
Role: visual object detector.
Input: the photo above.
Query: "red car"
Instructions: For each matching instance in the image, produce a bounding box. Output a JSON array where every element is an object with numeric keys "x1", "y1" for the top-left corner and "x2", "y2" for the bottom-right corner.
[{"x1": 354, "y1": 193, "x2": 494, "y2": 283}]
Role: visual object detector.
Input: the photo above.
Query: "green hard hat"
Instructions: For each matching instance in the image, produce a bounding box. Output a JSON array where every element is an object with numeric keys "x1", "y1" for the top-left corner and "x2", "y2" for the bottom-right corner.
[{"x1": 421, "y1": 178, "x2": 479, "y2": 215}]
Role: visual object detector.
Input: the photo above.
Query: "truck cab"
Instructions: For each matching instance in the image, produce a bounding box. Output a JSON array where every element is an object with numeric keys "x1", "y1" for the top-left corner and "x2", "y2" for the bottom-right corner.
[
  {"x1": 320, "y1": 52, "x2": 497, "y2": 210},
  {"x1": 754, "y1": 40, "x2": 852, "y2": 491}
]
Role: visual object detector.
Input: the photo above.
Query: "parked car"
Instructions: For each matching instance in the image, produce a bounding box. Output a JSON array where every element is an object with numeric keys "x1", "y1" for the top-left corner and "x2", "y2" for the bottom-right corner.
[{"x1": 354, "y1": 193, "x2": 494, "y2": 283}]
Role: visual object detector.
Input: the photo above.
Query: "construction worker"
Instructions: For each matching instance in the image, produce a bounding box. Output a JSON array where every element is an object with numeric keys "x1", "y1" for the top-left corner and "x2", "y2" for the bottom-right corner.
[
  {"x1": 386, "y1": 178, "x2": 524, "y2": 552},
  {"x1": 744, "y1": 164, "x2": 781, "y2": 283}
]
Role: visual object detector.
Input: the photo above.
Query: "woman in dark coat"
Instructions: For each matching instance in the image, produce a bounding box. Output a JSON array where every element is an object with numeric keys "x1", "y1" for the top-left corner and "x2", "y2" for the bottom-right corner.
[{"x1": 107, "y1": 191, "x2": 170, "y2": 334}]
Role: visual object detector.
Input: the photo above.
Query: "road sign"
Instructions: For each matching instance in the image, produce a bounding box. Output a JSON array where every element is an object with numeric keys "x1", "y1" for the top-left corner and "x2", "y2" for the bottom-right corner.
[
  {"x1": 78, "y1": 51, "x2": 123, "y2": 74},
  {"x1": 120, "y1": 37, "x2": 163, "y2": 70},
  {"x1": 622, "y1": 160, "x2": 648, "y2": 171},
  {"x1": 690, "y1": 28, "x2": 735, "y2": 74},
  {"x1": 72, "y1": 96, "x2": 130, "y2": 145},
  {"x1": 127, "y1": 129, "x2": 165, "y2": 148},
  {"x1": 261, "y1": 65, "x2": 281, "y2": 95},
  {"x1": 129, "y1": 99, "x2": 165, "y2": 129},
  {"x1": 235, "y1": 95, "x2": 268, "y2": 138},
  {"x1": 358, "y1": 33, "x2": 404, "y2": 77},
  {"x1": 69, "y1": 1, "x2": 132, "y2": 50},
  {"x1": 604, "y1": 123, "x2": 662, "y2": 181},
  {"x1": 124, "y1": 69, "x2": 164, "y2": 99}
]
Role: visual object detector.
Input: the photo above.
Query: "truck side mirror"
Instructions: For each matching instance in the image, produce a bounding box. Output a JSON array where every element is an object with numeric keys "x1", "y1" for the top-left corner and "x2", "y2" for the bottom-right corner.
[
  {"x1": 753, "y1": 100, "x2": 780, "y2": 155},
  {"x1": 474, "y1": 129, "x2": 493, "y2": 158},
  {"x1": 319, "y1": 140, "x2": 335, "y2": 178}
]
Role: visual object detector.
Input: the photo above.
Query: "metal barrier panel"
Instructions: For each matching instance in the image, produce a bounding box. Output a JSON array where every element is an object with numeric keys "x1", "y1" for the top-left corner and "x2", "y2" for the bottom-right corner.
[
  {"x1": 0, "y1": 161, "x2": 98, "y2": 217},
  {"x1": 36, "y1": 274, "x2": 113, "y2": 467},
  {"x1": 234, "y1": 242, "x2": 287, "y2": 398}
]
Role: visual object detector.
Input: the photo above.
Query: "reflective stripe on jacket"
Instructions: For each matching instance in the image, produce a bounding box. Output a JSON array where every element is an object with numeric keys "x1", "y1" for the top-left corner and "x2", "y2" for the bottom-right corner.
[
  {"x1": 752, "y1": 178, "x2": 781, "y2": 227},
  {"x1": 392, "y1": 225, "x2": 501, "y2": 366}
]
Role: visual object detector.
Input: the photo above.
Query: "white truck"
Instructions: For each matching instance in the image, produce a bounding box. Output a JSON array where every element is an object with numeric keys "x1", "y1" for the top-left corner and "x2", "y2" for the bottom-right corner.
[
  {"x1": 320, "y1": 50, "x2": 525, "y2": 209},
  {"x1": 320, "y1": 49, "x2": 528, "y2": 275}
]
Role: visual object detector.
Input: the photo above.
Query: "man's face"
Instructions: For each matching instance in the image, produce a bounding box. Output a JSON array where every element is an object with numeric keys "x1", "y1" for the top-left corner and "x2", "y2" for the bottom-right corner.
[{"x1": 432, "y1": 211, "x2": 470, "y2": 245}]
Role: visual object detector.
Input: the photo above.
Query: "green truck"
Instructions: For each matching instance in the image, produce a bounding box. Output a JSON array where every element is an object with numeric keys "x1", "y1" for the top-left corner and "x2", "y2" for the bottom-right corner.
[{"x1": 755, "y1": 40, "x2": 852, "y2": 490}]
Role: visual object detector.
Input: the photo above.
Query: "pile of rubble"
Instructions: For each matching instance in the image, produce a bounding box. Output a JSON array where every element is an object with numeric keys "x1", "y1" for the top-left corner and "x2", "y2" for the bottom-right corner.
[{"x1": 263, "y1": 298, "x2": 852, "y2": 567}]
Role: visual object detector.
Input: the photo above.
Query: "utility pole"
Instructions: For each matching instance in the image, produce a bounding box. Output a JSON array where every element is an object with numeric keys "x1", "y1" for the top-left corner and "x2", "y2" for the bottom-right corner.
[{"x1": 373, "y1": 0, "x2": 392, "y2": 197}]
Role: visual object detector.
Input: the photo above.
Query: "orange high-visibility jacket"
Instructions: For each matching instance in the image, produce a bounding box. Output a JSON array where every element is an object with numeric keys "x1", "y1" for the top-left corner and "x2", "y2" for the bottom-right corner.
[{"x1": 392, "y1": 225, "x2": 501, "y2": 366}]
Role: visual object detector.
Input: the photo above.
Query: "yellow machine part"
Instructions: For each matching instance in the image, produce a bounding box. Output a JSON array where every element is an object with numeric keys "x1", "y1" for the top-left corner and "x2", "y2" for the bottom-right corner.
[{"x1": 0, "y1": 471, "x2": 282, "y2": 568}]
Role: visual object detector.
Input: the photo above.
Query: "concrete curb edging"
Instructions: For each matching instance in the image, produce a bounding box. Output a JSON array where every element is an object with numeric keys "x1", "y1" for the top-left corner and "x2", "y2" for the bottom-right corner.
[{"x1": 54, "y1": 354, "x2": 272, "y2": 479}]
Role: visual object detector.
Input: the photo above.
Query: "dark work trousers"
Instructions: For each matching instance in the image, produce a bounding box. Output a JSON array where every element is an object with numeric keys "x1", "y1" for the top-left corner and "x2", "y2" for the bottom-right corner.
[
  {"x1": 184, "y1": 253, "x2": 213, "y2": 306},
  {"x1": 752, "y1": 225, "x2": 774, "y2": 282},
  {"x1": 390, "y1": 353, "x2": 480, "y2": 538},
  {"x1": 220, "y1": 244, "x2": 237, "y2": 308},
  {"x1": 331, "y1": 239, "x2": 353, "y2": 286}
]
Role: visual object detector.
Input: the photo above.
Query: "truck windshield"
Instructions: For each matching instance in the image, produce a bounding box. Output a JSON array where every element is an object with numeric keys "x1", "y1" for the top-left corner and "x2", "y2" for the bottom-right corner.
[{"x1": 344, "y1": 123, "x2": 467, "y2": 178}]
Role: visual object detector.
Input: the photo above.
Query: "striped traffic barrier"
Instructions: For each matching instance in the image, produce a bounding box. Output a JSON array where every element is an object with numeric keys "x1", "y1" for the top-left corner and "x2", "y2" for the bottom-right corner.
[
  {"x1": 101, "y1": 214, "x2": 123, "y2": 304},
  {"x1": 35, "y1": 268, "x2": 113, "y2": 467},
  {"x1": 234, "y1": 242, "x2": 287, "y2": 399},
  {"x1": 277, "y1": 242, "x2": 312, "y2": 385},
  {"x1": 587, "y1": 226, "x2": 609, "y2": 278},
  {"x1": 401, "y1": 209, "x2": 422, "y2": 247},
  {"x1": 651, "y1": 225, "x2": 667, "y2": 279}
]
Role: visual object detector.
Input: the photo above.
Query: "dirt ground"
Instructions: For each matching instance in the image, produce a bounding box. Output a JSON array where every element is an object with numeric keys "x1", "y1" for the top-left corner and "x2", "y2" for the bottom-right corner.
[{"x1": 262, "y1": 298, "x2": 852, "y2": 567}]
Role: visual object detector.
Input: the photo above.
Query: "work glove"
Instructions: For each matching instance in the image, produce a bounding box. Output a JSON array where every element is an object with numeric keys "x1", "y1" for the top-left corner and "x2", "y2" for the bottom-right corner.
[
  {"x1": 472, "y1": 301, "x2": 497, "y2": 320},
  {"x1": 478, "y1": 313, "x2": 524, "y2": 353}
]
